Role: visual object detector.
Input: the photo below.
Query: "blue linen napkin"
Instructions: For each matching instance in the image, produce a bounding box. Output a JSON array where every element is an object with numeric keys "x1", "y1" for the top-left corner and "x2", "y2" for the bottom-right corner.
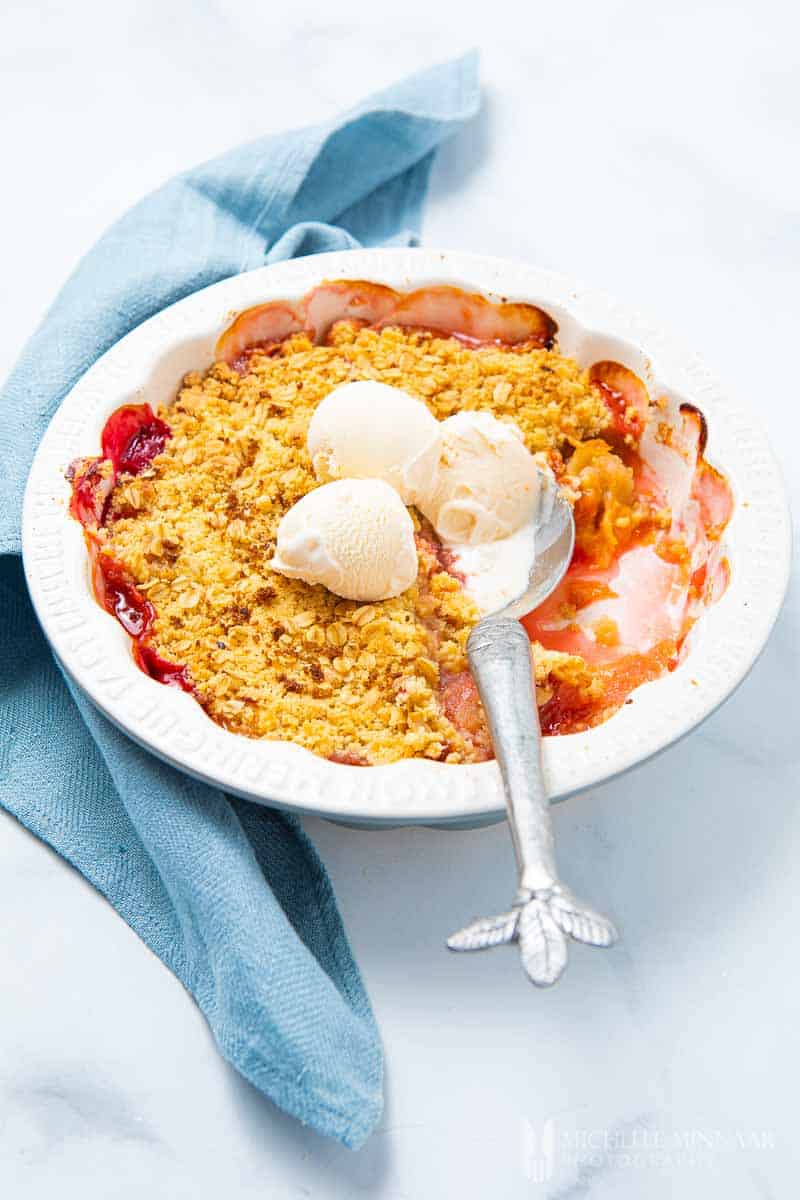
[{"x1": 0, "y1": 52, "x2": 480, "y2": 1149}]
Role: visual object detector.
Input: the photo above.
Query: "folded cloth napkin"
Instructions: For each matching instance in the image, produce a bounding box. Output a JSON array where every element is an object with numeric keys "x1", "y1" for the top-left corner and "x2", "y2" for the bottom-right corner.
[{"x1": 0, "y1": 52, "x2": 479, "y2": 1149}]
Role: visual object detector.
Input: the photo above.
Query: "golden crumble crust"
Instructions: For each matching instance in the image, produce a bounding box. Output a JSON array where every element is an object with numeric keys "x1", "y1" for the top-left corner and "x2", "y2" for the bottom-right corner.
[{"x1": 98, "y1": 324, "x2": 609, "y2": 764}]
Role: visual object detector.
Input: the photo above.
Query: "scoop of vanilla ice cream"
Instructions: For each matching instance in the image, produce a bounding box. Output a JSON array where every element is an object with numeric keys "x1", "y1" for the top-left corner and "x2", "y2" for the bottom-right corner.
[
  {"x1": 307, "y1": 381, "x2": 439, "y2": 505},
  {"x1": 271, "y1": 478, "x2": 418, "y2": 601},
  {"x1": 419, "y1": 411, "x2": 540, "y2": 544}
]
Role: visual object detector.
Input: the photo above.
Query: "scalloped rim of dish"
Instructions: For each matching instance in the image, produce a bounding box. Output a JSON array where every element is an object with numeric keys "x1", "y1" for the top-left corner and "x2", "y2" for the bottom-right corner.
[{"x1": 22, "y1": 249, "x2": 791, "y2": 826}]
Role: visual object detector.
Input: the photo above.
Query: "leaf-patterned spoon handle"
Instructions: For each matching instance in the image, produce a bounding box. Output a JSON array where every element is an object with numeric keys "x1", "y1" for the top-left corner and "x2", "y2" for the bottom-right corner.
[{"x1": 447, "y1": 618, "x2": 617, "y2": 986}]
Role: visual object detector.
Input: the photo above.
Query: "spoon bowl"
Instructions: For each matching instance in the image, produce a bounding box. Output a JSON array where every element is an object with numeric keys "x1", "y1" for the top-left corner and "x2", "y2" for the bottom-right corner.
[{"x1": 499, "y1": 471, "x2": 575, "y2": 621}]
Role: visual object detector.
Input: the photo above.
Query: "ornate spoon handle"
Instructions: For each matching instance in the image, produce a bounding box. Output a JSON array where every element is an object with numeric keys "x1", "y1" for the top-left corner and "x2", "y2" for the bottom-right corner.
[{"x1": 447, "y1": 618, "x2": 618, "y2": 986}]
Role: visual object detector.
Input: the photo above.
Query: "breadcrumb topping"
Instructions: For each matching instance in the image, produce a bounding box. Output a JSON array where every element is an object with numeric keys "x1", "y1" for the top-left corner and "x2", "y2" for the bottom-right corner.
[{"x1": 98, "y1": 323, "x2": 610, "y2": 764}]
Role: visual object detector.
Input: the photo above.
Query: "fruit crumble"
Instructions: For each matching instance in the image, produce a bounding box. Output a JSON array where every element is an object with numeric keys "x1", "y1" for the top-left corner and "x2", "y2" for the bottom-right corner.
[{"x1": 68, "y1": 282, "x2": 733, "y2": 764}]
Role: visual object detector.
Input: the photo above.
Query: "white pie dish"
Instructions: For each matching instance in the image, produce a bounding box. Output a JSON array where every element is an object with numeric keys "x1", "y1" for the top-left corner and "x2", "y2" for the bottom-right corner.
[{"x1": 22, "y1": 248, "x2": 791, "y2": 828}]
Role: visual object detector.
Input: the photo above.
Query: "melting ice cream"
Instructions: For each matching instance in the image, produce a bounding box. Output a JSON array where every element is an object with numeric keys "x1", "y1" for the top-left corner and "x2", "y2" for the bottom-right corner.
[{"x1": 273, "y1": 383, "x2": 542, "y2": 609}]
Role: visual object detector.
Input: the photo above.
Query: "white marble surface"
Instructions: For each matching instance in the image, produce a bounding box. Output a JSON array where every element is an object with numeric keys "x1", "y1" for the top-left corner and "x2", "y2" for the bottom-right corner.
[{"x1": 1, "y1": 0, "x2": 798, "y2": 1194}]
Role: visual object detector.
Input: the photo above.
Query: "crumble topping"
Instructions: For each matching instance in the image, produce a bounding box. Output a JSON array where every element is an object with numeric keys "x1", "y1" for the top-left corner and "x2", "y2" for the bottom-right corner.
[{"x1": 97, "y1": 323, "x2": 612, "y2": 763}]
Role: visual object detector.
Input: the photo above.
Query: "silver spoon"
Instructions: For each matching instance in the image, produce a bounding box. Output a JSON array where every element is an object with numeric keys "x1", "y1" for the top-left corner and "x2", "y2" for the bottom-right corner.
[{"x1": 446, "y1": 472, "x2": 618, "y2": 986}]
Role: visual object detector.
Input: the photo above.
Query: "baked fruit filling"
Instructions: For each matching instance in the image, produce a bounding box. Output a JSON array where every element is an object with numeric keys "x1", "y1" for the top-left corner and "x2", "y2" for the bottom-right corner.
[{"x1": 68, "y1": 281, "x2": 733, "y2": 764}]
